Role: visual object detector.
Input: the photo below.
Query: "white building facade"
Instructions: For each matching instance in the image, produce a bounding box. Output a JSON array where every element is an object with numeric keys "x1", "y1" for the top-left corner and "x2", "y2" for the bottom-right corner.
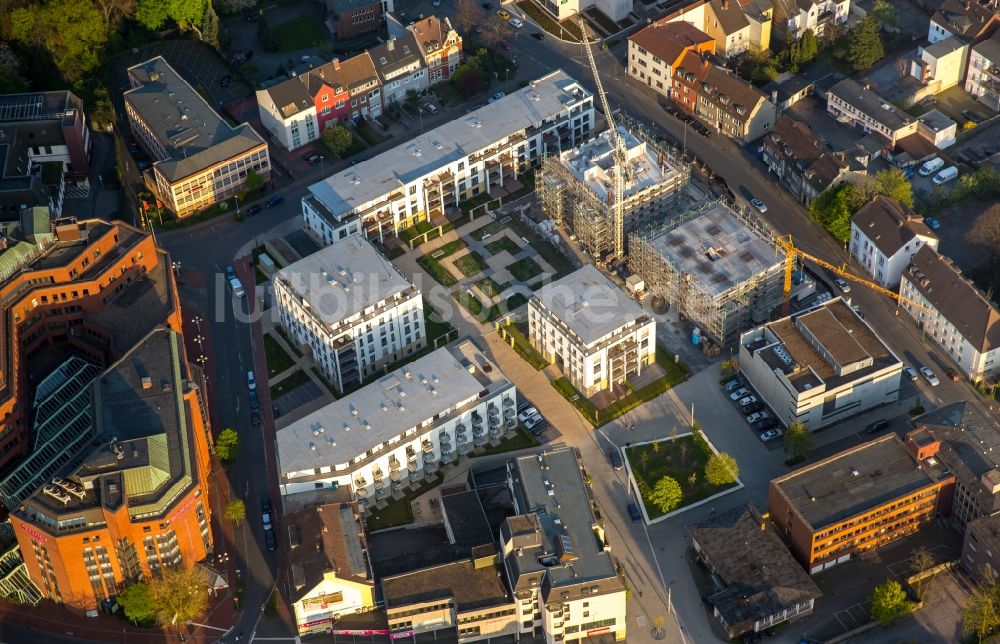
[
  {"x1": 965, "y1": 34, "x2": 1000, "y2": 112},
  {"x1": 277, "y1": 342, "x2": 517, "y2": 510},
  {"x1": 273, "y1": 234, "x2": 425, "y2": 393},
  {"x1": 783, "y1": 0, "x2": 849, "y2": 41},
  {"x1": 255, "y1": 88, "x2": 318, "y2": 152},
  {"x1": 739, "y1": 299, "x2": 903, "y2": 430},
  {"x1": 899, "y1": 246, "x2": 1000, "y2": 381},
  {"x1": 302, "y1": 70, "x2": 594, "y2": 244},
  {"x1": 848, "y1": 196, "x2": 939, "y2": 288},
  {"x1": 528, "y1": 266, "x2": 656, "y2": 396},
  {"x1": 539, "y1": 0, "x2": 632, "y2": 22}
]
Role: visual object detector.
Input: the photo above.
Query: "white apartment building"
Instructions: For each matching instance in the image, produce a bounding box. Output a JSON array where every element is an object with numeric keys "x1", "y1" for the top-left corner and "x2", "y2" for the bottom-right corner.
[
  {"x1": 276, "y1": 342, "x2": 517, "y2": 509},
  {"x1": 739, "y1": 298, "x2": 903, "y2": 430},
  {"x1": 539, "y1": 0, "x2": 632, "y2": 22},
  {"x1": 965, "y1": 32, "x2": 1000, "y2": 111},
  {"x1": 302, "y1": 70, "x2": 594, "y2": 244},
  {"x1": 502, "y1": 447, "x2": 627, "y2": 643},
  {"x1": 371, "y1": 33, "x2": 428, "y2": 105},
  {"x1": 899, "y1": 246, "x2": 1000, "y2": 381},
  {"x1": 125, "y1": 56, "x2": 270, "y2": 217},
  {"x1": 273, "y1": 234, "x2": 424, "y2": 393},
  {"x1": 826, "y1": 78, "x2": 918, "y2": 145},
  {"x1": 849, "y1": 196, "x2": 938, "y2": 288},
  {"x1": 528, "y1": 266, "x2": 656, "y2": 396},
  {"x1": 780, "y1": 0, "x2": 849, "y2": 41}
]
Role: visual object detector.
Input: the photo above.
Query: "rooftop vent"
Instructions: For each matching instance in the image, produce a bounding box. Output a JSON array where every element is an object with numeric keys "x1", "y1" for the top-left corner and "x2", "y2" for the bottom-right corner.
[
  {"x1": 850, "y1": 467, "x2": 860, "y2": 477},
  {"x1": 141, "y1": 377, "x2": 153, "y2": 389}
]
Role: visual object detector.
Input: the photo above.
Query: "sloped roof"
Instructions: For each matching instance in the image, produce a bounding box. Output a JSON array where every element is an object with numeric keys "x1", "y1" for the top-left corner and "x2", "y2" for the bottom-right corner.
[
  {"x1": 629, "y1": 21, "x2": 715, "y2": 67},
  {"x1": 370, "y1": 32, "x2": 423, "y2": 81},
  {"x1": 932, "y1": 0, "x2": 998, "y2": 40},
  {"x1": 852, "y1": 196, "x2": 936, "y2": 258},
  {"x1": 709, "y1": 0, "x2": 751, "y2": 34},
  {"x1": 409, "y1": 15, "x2": 458, "y2": 58},
  {"x1": 286, "y1": 498, "x2": 372, "y2": 603}
]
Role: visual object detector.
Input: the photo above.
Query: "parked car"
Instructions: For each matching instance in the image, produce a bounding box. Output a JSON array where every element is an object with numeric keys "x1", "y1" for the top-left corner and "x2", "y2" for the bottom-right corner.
[
  {"x1": 865, "y1": 419, "x2": 890, "y2": 434},
  {"x1": 918, "y1": 157, "x2": 944, "y2": 176},
  {"x1": 933, "y1": 166, "x2": 959, "y2": 185},
  {"x1": 423, "y1": 103, "x2": 439, "y2": 115},
  {"x1": 220, "y1": 74, "x2": 232, "y2": 88},
  {"x1": 249, "y1": 390, "x2": 261, "y2": 410},
  {"x1": 834, "y1": 277, "x2": 851, "y2": 293},
  {"x1": 923, "y1": 216, "x2": 941, "y2": 230},
  {"x1": 467, "y1": 102, "x2": 485, "y2": 113},
  {"x1": 499, "y1": 41, "x2": 512, "y2": 51},
  {"x1": 946, "y1": 368, "x2": 960, "y2": 382},
  {"x1": 531, "y1": 31, "x2": 544, "y2": 40},
  {"x1": 695, "y1": 123, "x2": 711, "y2": 137},
  {"x1": 247, "y1": 204, "x2": 263, "y2": 217},
  {"x1": 723, "y1": 379, "x2": 741, "y2": 391},
  {"x1": 750, "y1": 198, "x2": 767, "y2": 213},
  {"x1": 266, "y1": 195, "x2": 285, "y2": 208},
  {"x1": 753, "y1": 417, "x2": 778, "y2": 432},
  {"x1": 962, "y1": 110, "x2": 983, "y2": 124},
  {"x1": 247, "y1": 370, "x2": 256, "y2": 391},
  {"x1": 517, "y1": 407, "x2": 538, "y2": 423},
  {"x1": 264, "y1": 528, "x2": 276, "y2": 551},
  {"x1": 903, "y1": 366, "x2": 918, "y2": 381},
  {"x1": 251, "y1": 410, "x2": 261, "y2": 427},
  {"x1": 919, "y1": 366, "x2": 940, "y2": 386},
  {"x1": 760, "y1": 429, "x2": 781, "y2": 442},
  {"x1": 303, "y1": 152, "x2": 324, "y2": 164},
  {"x1": 481, "y1": 2, "x2": 493, "y2": 8},
  {"x1": 509, "y1": 17, "x2": 524, "y2": 28},
  {"x1": 225, "y1": 265, "x2": 236, "y2": 281},
  {"x1": 738, "y1": 395, "x2": 758, "y2": 407},
  {"x1": 729, "y1": 387, "x2": 749, "y2": 401},
  {"x1": 229, "y1": 277, "x2": 245, "y2": 298},
  {"x1": 609, "y1": 449, "x2": 623, "y2": 470},
  {"x1": 261, "y1": 497, "x2": 273, "y2": 530},
  {"x1": 746, "y1": 411, "x2": 770, "y2": 424},
  {"x1": 497, "y1": 9, "x2": 510, "y2": 19},
  {"x1": 627, "y1": 502, "x2": 642, "y2": 523},
  {"x1": 525, "y1": 414, "x2": 548, "y2": 435},
  {"x1": 489, "y1": 92, "x2": 506, "y2": 103}
]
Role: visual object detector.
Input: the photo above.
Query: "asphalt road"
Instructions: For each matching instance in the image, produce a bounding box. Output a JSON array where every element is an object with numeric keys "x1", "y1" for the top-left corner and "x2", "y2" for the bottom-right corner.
[{"x1": 156, "y1": 18, "x2": 997, "y2": 642}]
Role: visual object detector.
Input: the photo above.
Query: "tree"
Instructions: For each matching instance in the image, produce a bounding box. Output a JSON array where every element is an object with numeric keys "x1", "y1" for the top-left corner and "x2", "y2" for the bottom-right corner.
[
  {"x1": 148, "y1": 565, "x2": 210, "y2": 625},
  {"x1": 215, "y1": 427, "x2": 240, "y2": 462},
  {"x1": 788, "y1": 30, "x2": 818, "y2": 68},
  {"x1": 0, "y1": 43, "x2": 27, "y2": 94},
  {"x1": 871, "y1": 0, "x2": 895, "y2": 28},
  {"x1": 93, "y1": 0, "x2": 137, "y2": 27},
  {"x1": 453, "y1": 64, "x2": 485, "y2": 96},
  {"x1": 137, "y1": 0, "x2": 208, "y2": 31},
  {"x1": 785, "y1": 421, "x2": 812, "y2": 461},
  {"x1": 225, "y1": 499, "x2": 246, "y2": 524},
  {"x1": 322, "y1": 124, "x2": 354, "y2": 156},
  {"x1": 704, "y1": 452, "x2": 739, "y2": 485},
  {"x1": 851, "y1": 168, "x2": 914, "y2": 210},
  {"x1": 118, "y1": 581, "x2": 157, "y2": 624},
  {"x1": 202, "y1": 1, "x2": 221, "y2": 51},
  {"x1": 910, "y1": 547, "x2": 936, "y2": 600},
  {"x1": 243, "y1": 168, "x2": 264, "y2": 193},
  {"x1": 848, "y1": 15, "x2": 884, "y2": 72},
  {"x1": 808, "y1": 183, "x2": 856, "y2": 242},
  {"x1": 962, "y1": 577, "x2": 1000, "y2": 642},
  {"x1": 869, "y1": 579, "x2": 913, "y2": 625},
  {"x1": 9, "y1": 0, "x2": 110, "y2": 86},
  {"x1": 454, "y1": 0, "x2": 484, "y2": 36},
  {"x1": 256, "y1": 14, "x2": 281, "y2": 52},
  {"x1": 480, "y1": 15, "x2": 513, "y2": 50},
  {"x1": 648, "y1": 476, "x2": 683, "y2": 514}
]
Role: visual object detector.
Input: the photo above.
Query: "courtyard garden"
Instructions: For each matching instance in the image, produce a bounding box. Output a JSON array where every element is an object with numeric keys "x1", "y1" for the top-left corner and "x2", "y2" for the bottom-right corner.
[
  {"x1": 454, "y1": 251, "x2": 489, "y2": 277},
  {"x1": 507, "y1": 256, "x2": 543, "y2": 282},
  {"x1": 624, "y1": 431, "x2": 741, "y2": 521},
  {"x1": 416, "y1": 239, "x2": 467, "y2": 287}
]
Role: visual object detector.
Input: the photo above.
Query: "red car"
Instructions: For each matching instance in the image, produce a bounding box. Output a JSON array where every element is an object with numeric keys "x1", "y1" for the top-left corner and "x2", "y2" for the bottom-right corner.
[{"x1": 946, "y1": 369, "x2": 960, "y2": 382}]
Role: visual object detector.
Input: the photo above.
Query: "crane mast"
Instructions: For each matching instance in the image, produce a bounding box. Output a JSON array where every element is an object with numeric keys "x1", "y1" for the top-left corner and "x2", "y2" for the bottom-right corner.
[{"x1": 579, "y1": 17, "x2": 629, "y2": 263}]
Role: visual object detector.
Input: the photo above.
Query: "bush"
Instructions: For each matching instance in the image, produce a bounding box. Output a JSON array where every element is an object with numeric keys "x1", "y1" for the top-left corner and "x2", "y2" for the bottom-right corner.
[
  {"x1": 647, "y1": 476, "x2": 683, "y2": 514},
  {"x1": 322, "y1": 125, "x2": 354, "y2": 156},
  {"x1": 870, "y1": 579, "x2": 914, "y2": 624},
  {"x1": 704, "y1": 452, "x2": 739, "y2": 485}
]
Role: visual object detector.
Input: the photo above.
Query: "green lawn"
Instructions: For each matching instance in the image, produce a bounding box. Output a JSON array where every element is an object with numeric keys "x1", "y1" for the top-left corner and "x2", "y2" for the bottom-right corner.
[
  {"x1": 454, "y1": 251, "x2": 489, "y2": 277},
  {"x1": 500, "y1": 322, "x2": 548, "y2": 370},
  {"x1": 271, "y1": 15, "x2": 328, "y2": 52},
  {"x1": 507, "y1": 257, "x2": 543, "y2": 282},
  {"x1": 471, "y1": 425, "x2": 540, "y2": 457},
  {"x1": 469, "y1": 220, "x2": 505, "y2": 241},
  {"x1": 485, "y1": 236, "x2": 521, "y2": 256},
  {"x1": 365, "y1": 474, "x2": 444, "y2": 532},
  {"x1": 516, "y1": 0, "x2": 583, "y2": 41},
  {"x1": 416, "y1": 239, "x2": 467, "y2": 286},
  {"x1": 311, "y1": 367, "x2": 339, "y2": 396},
  {"x1": 625, "y1": 436, "x2": 737, "y2": 519},
  {"x1": 458, "y1": 192, "x2": 495, "y2": 215},
  {"x1": 457, "y1": 291, "x2": 485, "y2": 318},
  {"x1": 399, "y1": 220, "x2": 436, "y2": 244},
  {"x1": 504, "y1": 293, "x2": 529, "y2": 311},
  {"x1": 263, "y1": 333, "x2": 296, "y2": 378},
  {"x1": 275, "y1": 325, "x2": 303, "y2": 357},
  {"x1": 270, "y1": 369, "x2": 311, "y2": 398},
  {"x1": 424, "y1": 299, "x2": 457, "y2": 344},
  {"x1": 476, "y1": 276, "x2": 509, "y2": 298}
]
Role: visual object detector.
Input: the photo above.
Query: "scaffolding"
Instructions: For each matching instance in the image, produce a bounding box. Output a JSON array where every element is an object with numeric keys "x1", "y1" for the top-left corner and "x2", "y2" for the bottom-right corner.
[
  {"x1": 628, "y1": 199, "x2": 786, "y2": 348},
  {"x1": 537, "y1": 125, "x2": 692, "y2": 267}
]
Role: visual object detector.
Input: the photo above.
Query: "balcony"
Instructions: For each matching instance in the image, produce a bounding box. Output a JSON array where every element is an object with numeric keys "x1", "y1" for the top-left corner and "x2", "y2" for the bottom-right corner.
[
  {"x1": 422, "y1": 450, "x2": 436, "y2": 463},
  {"x1": 422, "y1": 440, "x2": 434, "y2": 453},
  {"x1": 504, "y1": 407, "x2": 516, "y2": 419},
  {"x1": 406, "y1": 446, "x2": 418, "y2": 462},
  {"x1": 503, "y1": 398, "x2": 514, "y2": 408},
  {"x1": 456, "y1": 432, "x2": 469, "y2": 445},
  {"x1": 456, "y1": 422, "x2": 467, "y2": 434},
  {"x1": 505, "y1": 418, "x2": 517, "y2": 431}
]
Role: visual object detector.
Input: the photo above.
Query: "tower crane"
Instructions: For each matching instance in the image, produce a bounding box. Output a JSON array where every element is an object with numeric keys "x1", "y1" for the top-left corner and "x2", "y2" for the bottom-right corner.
[
  {"x1": 578, "y1": 17, "x2": 632, "y2": 263},
  {"x1": 774, "y1": 235, "x2": 932, "y2": 315}
]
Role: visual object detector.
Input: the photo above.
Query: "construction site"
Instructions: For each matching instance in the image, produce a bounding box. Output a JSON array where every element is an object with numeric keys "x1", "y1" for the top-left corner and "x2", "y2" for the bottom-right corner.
[
  {"x1": 628, "y1": 200, "x2": 786, "y2": 351},
  {"x1": 537, "y1": 125, "x2": 691, "y2": 266}
]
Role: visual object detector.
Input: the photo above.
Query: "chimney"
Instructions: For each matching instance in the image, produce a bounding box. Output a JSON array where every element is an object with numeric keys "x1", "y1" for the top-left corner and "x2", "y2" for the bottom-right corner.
[
  {"x1": 722, "y1": 0, "x2": 729, "y2": 8},
  {"x1": 333, "y1": 59, "x2": 341, "y2": 70},
  {"x1": 387, "y1": 38, "x2": 395, "y2": 51},
  {"x1": 771, "y1": 89, "x2": 778, "y2": 105}
]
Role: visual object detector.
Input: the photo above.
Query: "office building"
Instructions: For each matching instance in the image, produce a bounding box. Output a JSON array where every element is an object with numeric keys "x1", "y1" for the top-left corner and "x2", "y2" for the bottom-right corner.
[
  {"x1": 0, "y1": 90, "x2": 91, "y2": 220},
  {"x1": 502, "y1": 447, "x2": 627, "y2": 643},
  {"x1": 849, "y1": 196, "x2": 938, "y2": 288},
  {"x1": 125, "y1": 56, "x2": 270, "y2": 217},
  {"x1": 302, "y1": 70, "x2": 594, "y2": 244},
  {"x1": 739, "y1": 298, "x2": 903, "y2": 429},
  {"x1": 528, "y1": 265, "x2": 656, "y2": 396},
  {"x1": 825, "y1": 79, "x2": 918, "y2": 145},
  {"x1": 273, "y1": 233, "x2": 424, "y2": 392},
  {"x1": 688, "y1": 504, "x2": 821, "y2": 638},
  {"x1": 629, "y1": 201, "x2": 784, "y2": 348},
  {"x1": 962, "y1": 514, "x2": 1000, "y2": 585},
  {"x1": 277, "y1": 341, "x2": 517, "y2": 508},
  {"x1": 537, "y1": 125, "x2": 689, "y2": 263},
  {"x1": 768, "y1": 434, "x2": 948, "y2": 573},
  {"x1": 10, "y1": 327, "x2": 214, "y2": 609},
  {"x1": 899, "y1": 246, "x2": 1000, "y2": 381},
  {"x1": 284, "y1": 494, "x2": 376, "y2": 635}
]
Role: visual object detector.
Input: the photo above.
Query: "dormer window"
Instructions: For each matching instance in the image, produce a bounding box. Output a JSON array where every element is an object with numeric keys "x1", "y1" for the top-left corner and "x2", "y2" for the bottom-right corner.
[{"x1": 321, "y1": 94, "x2": 328, "y2": 102}]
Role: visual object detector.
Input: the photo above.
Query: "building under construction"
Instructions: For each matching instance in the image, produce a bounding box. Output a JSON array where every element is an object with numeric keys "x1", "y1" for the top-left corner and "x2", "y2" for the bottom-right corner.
[
  {"x1": 628, "y1": 200, "x2": 785, "y2": 349},
  {"x1": 538, "y1": 125, "x2": 690, "y2": 266}
]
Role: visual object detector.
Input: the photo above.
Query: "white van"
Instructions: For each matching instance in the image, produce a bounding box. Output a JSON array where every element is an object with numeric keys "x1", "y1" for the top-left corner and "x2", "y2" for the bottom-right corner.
[
  {"x1": 229, "y1": 276, "x2": 245, "y2": 298},
  {"x1": 932, "y1": 166, "x2": 959, "y2": 185},
  {"x1": 918, "y1": 157, "x2": 944, "y2": 176}
]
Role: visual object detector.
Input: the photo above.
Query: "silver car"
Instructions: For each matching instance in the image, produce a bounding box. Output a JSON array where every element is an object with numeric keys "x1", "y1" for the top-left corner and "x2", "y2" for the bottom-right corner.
[
  {"x1": 729, "y1": 387, "x2": 749, "y2": 401},
  {"x1": 738, "y1": 395, "x2": 758, "y2": 407}
]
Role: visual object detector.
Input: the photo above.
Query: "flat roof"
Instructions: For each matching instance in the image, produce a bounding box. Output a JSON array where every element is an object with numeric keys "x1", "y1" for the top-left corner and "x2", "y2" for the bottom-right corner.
[
  {"x1": 556, "y1": 126, "x2": 682, "y2": 203},
  {"x1": 643, "y1": 202, "x2": 782, "y2": 298},
  {"x1": 829, "y1": 78, "x2": 914, "y2": 132},
  {"x1": 772, "y1": 434, "x2": 940, "y2": 530},
  {"x1": 532, "y1": 265, "x2": 647, "y2": 346},
  {"x1": 441, "y1": 490, "x2": 494, "y2": 548},
  {"x1": 918, "y1": 108, "x2": 956, "y2": 132},
  {"x1": 277, "y1": 341, "x2": 509, "y2": 475},
  {"x1": 276, "y1": 233, "x2": 414, "y2": 329},
  {"x1": 125, "y1": 57, "x2": 265, "y2": 182},
  {"x1": 308, "y1": 70, "x2": 590, "y2": 217},
  {"x1": 382, "y1": 557, "x2": 511, "y2": 612}
]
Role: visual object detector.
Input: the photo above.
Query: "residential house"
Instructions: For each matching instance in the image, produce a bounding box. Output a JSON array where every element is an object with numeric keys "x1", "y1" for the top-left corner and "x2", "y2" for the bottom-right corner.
[
  {"x1": 917, "y1": 109, "x2": 958, "y2": 148},
  {"x1": 741, "y1": 0, "x2": 774, "y2": 51},
  {"x1": 966, "y1": 30, "x2": 1000, "y2": 110},
  {"x1": 929, "y1": 0, "x2": 1000, "y2": 44},
  {"x1": 337, "y1": 52, "x2": 382, "y2": 121},
  {"x1": 256, "y1": 76, "x2": 319, "y2": 151},
  {"x1": 705, "y1": 0, "x2": 753, "y2": 57},
  {"x1": 409, "y1": 16, "x2": 463, "y2": 83},
  {"x1": 911, "y1": 36, "x2": 969, "y2": 92},
  {"x1": 627, "y1": 21, "x2": 716, "y2": 97},
  {"x1": 370, "y1": 33, "x2": 427, "y2": 105},
  {"x1": 849, "y1": 195, "x2": 939, "y2": 288},
  {"x1": 761, "y1": 115, "x2": 850, "y2": 204},
  {"x1": 774, "y1": 0, "x2": 850, "y2": 42},
  {"x1": 327, "y1": 0, "x2": 392, "y2": 39},
  {"x1": 311, "y1": 60, "x2": 355, "y2": 132},
  {"x1": 899, "y1": 246, "x2": 1000, "y2": 381},
  {"x1": 673, "y1": 51, "x2": 777, "y2": 141},
  {"x1": 826, "y1": 78, "x2": 919, "y2": 144}
]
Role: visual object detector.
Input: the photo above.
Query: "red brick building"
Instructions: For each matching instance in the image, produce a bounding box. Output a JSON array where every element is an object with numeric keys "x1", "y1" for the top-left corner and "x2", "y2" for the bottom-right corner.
[
  {"x1": 410, "y1": 16, "x2": 463, "y2": 83},
  {"x1": 327, "y1": 0, "x2": 386, "y2": 40}
]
